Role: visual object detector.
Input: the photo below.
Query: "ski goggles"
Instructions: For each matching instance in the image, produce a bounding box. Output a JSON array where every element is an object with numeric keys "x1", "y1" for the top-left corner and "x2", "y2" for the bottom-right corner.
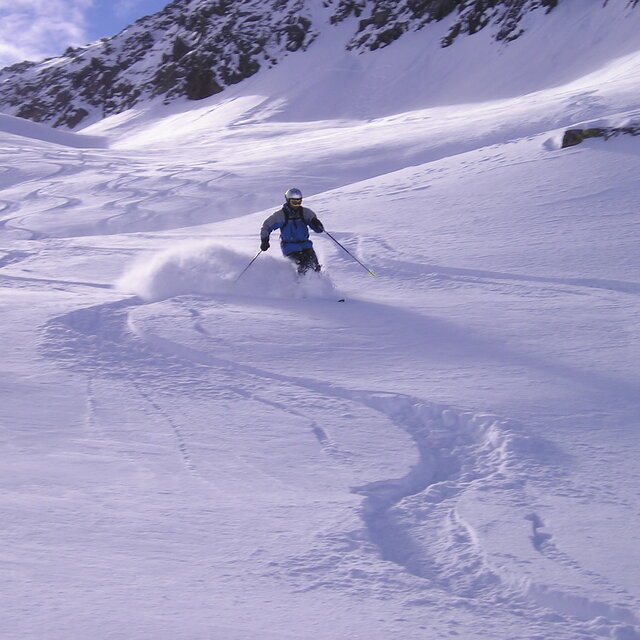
[{"x1": 288, "y1": 198, "x2": 302, "y2": 205}]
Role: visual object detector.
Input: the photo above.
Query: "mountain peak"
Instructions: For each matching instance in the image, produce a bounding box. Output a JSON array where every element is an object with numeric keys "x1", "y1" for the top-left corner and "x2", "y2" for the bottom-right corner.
[{"x1": 0, "y1": 0, "x2": 577, "y2": 129}]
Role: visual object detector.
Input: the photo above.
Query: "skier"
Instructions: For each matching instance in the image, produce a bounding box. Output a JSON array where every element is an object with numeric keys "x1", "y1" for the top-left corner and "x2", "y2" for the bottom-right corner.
[{"x1": 260, "y1": 188, "x2": 325, "y2": 275}]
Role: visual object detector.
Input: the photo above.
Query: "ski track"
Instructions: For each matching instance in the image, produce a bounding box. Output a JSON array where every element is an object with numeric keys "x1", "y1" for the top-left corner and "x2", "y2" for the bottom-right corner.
[
  {"x1": 0, "y1": 146, "x2": 225, "y2": 237},
  {"x1": 186, "y1": 306, "x2": 350, "y2": 462},
  {"x1": 363, "y1": 237, "x2": 640, "y2": 297},
  {"x1": 386, "y1": 259, "x2": 640, "y2": 297},
  {"x1": 230, "y1": 382, "x2": 349, "y2": 463},
  {"x1": 0, "y1": 271, "x2": 112, "y2": 291},
  {"x1": 38, "y1": 295, "x2": 640, "y2": 640},
  {"x1": 0, "y1": 249, "x2": 33, "y2": 269},
  {"x1": 132, "y1": 379, "x2": 199, "y2": 476},
  {"x1": 525, "y1": 513, "x2": 639, "y2": 612},
  {"x1": 0, "y1": 113, "x2": 577, "y2": 242},
  {"x1": 84, "y1": 375, "x2": 99, "y2": 437}
]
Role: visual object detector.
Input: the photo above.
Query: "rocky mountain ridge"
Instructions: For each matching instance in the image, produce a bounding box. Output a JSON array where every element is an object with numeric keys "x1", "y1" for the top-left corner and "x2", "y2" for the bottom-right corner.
[{"x1": 0, "y1": 0, "x2": 598, "y2": 129}]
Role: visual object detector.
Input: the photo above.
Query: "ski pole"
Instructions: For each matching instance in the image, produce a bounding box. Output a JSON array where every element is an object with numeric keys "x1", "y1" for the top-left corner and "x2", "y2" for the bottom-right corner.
[
  {"x1": 230, "y1": 250, "x2": 262, "y2": 286},
  {"x1": 324, "y1": 230, "x2": 374, "y2": 276}
]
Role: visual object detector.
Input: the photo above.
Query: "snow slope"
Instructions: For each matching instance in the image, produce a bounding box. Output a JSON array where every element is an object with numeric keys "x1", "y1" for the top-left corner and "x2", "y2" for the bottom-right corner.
[
  {"x1": 0, "y1": 114, "x2": 106, "y2": 149},
  {"x1": 1, "y1": 3, "x2": 640, "y2": 640}
]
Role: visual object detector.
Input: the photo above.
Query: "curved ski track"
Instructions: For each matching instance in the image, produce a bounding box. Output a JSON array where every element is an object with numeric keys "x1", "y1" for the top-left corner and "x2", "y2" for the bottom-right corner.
[
  {"x1": 0, "y1": 145, "x2": 245, "y2": 238},
  {"x1": 39, "y1": 295, "x2": 640, "y2": 640}
]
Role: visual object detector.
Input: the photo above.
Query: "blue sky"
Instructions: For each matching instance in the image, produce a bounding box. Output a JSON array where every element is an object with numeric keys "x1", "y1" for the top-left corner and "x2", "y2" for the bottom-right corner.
[{"x1": 0, "y1": 0, "x2": 170, "y2": 68}]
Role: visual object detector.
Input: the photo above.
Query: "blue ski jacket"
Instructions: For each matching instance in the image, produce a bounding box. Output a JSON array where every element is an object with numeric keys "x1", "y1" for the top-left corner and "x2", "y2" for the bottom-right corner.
[{"x1": 261, "y1": 204, "x2": 322, "y2": 256}]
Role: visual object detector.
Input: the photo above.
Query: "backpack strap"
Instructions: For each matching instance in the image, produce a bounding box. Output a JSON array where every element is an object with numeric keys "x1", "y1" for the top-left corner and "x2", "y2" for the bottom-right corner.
[{"x1": 282, "y1": 203, "x2": 303, "y2": 226}]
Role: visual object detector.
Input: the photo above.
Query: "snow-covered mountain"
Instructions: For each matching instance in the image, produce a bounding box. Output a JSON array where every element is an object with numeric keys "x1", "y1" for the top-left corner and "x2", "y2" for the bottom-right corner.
[
  {"x1": 2, "y1": 1, "x2": 640, "y2": 639},
  {"x1": 0, "y1": 0, "x2": 572, "y2": 129}
]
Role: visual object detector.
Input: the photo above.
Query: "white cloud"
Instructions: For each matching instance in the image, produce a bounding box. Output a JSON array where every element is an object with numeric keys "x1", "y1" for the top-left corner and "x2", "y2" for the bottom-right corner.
[{"x1": 0, "y1": 0, "x2": 94, "y2": 67}]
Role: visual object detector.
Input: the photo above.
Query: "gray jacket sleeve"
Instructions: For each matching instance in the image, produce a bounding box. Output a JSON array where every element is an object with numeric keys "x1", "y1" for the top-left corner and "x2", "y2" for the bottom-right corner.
[
  {"x1": 303, "y1": 207, "x2": 323, "y2": 232},
  {"x1": 261, "y1": 209, "x2": 285, "y2": 239},
  {"x1": 301, "y1": 207, "x2": 319, "y2": 224}
]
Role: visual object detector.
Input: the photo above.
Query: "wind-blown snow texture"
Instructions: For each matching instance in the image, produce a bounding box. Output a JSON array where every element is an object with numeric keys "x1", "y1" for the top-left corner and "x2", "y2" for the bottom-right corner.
[{"x1": 1, "y1": 1, "x2": 640, "y2": 639}]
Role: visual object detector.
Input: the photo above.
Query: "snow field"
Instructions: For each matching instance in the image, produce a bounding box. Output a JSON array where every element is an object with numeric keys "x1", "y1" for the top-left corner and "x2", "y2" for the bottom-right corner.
[
  {"x1": 2, "y1": 117, "x2": 640, "y2": 638},
  {"x1": 2, "y1": 5, "x2": 640, "y2": 639}
]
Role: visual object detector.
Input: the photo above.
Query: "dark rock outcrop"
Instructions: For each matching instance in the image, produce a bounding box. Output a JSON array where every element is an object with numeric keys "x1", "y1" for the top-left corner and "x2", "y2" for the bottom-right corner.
[
  {"x1": 329, "y1": 0, "x2": 559, "y2": 50},
  {"x1": 562, "y1": 125, "x2": 640, "y2": 148},
  {"x1": 0, "y1": 0, "x2": 318, "y2": 128},
  {"x1": 0, "y1": 0, "x2": 567, "y2": 129}
]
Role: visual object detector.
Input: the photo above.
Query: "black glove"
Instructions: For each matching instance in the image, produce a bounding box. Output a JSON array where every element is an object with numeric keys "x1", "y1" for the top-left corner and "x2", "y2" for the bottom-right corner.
[
  {"x1": 260, "y1": 237, "x2": 270, "y2": 251},
  {"x1": 310, "y1": 218, "x2": 324, "y2": 233}
]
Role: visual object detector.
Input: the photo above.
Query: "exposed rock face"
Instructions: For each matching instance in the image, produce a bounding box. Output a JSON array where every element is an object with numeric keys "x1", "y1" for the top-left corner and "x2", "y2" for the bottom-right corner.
[
  {"x1": 0, "y1": 0, "x2": 563, "y2": 129},
  {"x1": 329, "y1": 0, "x2": 558, "y2": 50},
  {"x1": 1, "y1": 0, "x2": 319, "y2": 128},
  {"x1": 562, "y1": 125, "x2": 640, "y2": 148}
]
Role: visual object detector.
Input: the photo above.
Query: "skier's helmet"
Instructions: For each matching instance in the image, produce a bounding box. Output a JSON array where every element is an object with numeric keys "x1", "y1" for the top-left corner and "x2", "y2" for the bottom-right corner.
[{"x1": 284, "y1": 187, "x2": 303, "y2": 207}]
